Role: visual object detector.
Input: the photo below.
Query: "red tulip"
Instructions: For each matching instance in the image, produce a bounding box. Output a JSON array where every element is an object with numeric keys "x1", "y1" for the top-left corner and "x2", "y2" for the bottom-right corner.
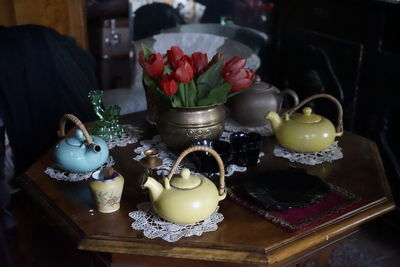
[
  {"x1": 175, "y1": 55, "x2": 194, "y2": 84},
  {"x1": 223, "y1": 56, "x2": 246, "y2": 75},
  {"x1": 143, "y1": 53, "x2": 164, "y2": 78},
  {"x1": 191, "y1": 52, "x2": 208, "y2": 76},
  {"x1": 223, "y1": 68, "x2": 255, "y2": 91},
  {"x1": 208, "y1": 53, "x2": 226, "y2": 69},
  {"x1": 167, "y1": 46, "x2": 184, "y2": 69},
  {"x1": 160, "y1": 73, "x2": 178, "y2": 96}
]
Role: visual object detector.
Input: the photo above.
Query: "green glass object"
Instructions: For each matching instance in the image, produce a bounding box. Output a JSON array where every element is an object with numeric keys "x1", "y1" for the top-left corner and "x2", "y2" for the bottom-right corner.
[
  {"x1": 88, "y1": 90, "x2": 124, "y2": 141},
  {"x1": 220, "y1": 16, "x2": 234, "y2": 25}
]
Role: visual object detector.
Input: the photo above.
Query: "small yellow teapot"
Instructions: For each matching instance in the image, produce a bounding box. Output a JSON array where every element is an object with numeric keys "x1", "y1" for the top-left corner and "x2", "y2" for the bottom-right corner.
[
  {"x1": 265, "y1": 93, "x2": 344, "y2": 153},
  {"x1": 142, "y1": 146, "x2": 226, "y2": 224}
]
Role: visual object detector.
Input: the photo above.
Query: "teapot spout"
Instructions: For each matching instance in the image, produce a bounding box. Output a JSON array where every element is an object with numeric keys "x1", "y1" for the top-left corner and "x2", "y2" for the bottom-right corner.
[
  {"x1": 265, "y1": 111, "x2": 282, "y2": 132},
  {"x1": 88, "y1": 143, "x2": 101, "y2": 153},
  {"x1": 142, "y1": 176, "x2": 164, "y2": 202}
]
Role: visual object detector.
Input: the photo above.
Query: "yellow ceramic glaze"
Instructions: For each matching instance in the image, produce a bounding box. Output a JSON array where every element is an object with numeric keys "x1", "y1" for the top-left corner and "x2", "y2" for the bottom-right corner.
[
  {"x1": 89, "y1": 170, "x2": 124, "y2": 213},
  {"x1": 266, "y1": 107, "x2": 343, "y2": 153},
  {"x1": 143, "y1": 168, "x2": 226, "y2": 224}
]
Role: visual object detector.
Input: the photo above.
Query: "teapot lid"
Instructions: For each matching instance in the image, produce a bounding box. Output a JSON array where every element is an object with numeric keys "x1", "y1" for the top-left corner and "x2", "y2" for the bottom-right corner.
[
  {"x1": 170, "y1": 168, "x2": 201, "y2": 189},
  {"x1": 251, "y1": 81, "x2": 277, "y2": 93},
  {"x1": 291, "y1": 107, "x2": 321, "y2": 123},
  {"x1": 65, "y1": 129, "x2": 86, "y2": 146}
]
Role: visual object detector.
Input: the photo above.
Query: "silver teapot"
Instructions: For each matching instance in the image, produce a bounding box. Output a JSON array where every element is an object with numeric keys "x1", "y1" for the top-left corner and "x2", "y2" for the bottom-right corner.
[{"x1": 227, "y1": 80, "x2": 299, "y2": 127}]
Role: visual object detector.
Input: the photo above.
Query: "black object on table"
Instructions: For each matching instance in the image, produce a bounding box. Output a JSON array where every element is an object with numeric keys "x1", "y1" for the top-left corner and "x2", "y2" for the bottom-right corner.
[{"x1": 229, "y1": 168, "x2": 330, "y2": 212}]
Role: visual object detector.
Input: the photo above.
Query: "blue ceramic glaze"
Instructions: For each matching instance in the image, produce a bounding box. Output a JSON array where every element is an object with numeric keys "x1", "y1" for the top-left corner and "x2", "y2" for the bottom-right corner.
[
  {"x1": 92, "y1": 169, "x2": 121, "y2": 182},
  {"x1": 54, "y1": 129, "x2": 109, "y2": 173}
]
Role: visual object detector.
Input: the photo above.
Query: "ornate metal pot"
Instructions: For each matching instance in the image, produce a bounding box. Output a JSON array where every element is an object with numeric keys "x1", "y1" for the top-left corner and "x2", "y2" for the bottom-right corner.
[
  {"x1": 227, "y1": 80, "x2": 299, "y2": 127},
  {"x1": 156, "y1": 105, "x2": 226, "y2": 153}
]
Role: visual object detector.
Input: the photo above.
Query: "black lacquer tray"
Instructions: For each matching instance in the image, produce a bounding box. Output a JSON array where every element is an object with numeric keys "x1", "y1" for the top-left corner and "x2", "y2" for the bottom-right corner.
[{"x1": 229, "y1": 168, "x2": 330, "y2": 212}]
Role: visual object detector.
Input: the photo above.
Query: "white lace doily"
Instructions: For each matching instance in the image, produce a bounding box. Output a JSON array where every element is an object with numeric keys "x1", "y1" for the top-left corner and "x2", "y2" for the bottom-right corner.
[
  {"x1": 106, "y1": 124, "x2": 144, "y2": 149},
  {"x1": 224, "y1": 117, "x2": 273, "y2": 137},
  {"x1": 133, "y1": 134, "x2": 265, "y2": 177},
  {"x1": 129, "y1": 202, "x2": 223, "y2": 242},
  {"x1": 44, "y1": 156, "x2": 115, "y2": 182},
  {"x1": 273, "y1": 141, "x2": 343, "y2": 165}
]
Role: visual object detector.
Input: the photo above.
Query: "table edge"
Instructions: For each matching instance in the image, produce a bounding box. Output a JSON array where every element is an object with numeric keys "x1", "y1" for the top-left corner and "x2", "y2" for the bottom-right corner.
[{"x1": 18, "y1": 169, "x2": 394, "y2": 265}]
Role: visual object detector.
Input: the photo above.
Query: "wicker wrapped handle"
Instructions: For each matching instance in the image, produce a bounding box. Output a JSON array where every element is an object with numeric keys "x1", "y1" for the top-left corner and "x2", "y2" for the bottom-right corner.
[
  {"x1": 167, "y1": 146, "x2": 226, "y2": 196},
  {"x1": 58, "y1": 114, "x2": 94, "y2": 145},
  {"x1": 285, "y1": 93, "x2": 344, "y2": 134}
]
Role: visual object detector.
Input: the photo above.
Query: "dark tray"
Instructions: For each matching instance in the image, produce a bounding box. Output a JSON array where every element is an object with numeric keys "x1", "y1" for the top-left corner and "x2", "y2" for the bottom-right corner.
[{"x1": 229, "y1": 168, "x2": 330, "y2": 212}]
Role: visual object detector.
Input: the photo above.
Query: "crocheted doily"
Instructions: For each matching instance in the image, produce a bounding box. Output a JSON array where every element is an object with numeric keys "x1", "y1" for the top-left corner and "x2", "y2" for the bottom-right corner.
[
  {"x1": 133, "y1": 134, "x2": 265, "y2": 177},
  {"x1": 106, "y1": 124, "x2": 144, "y2": 149},
  {"x1": 223, "y1": 117, "x2": 273, "y2": 137},
  {"x1": 45, "y1": 156, "x2": 115, "y2": 182},
  {"x1": 129, "y1": 202, "x2": 224, "y2": 242},
  {"x1": 273, "y1": 141, "x2": 343, "y2": 165}
]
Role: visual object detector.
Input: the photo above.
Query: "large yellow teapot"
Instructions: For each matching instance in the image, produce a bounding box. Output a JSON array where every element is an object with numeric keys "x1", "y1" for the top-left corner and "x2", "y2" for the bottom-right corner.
[
  {"x1": 142, "y1": 146, "x2": 226, "y2": 224},
  {"x1": 265, "y1": 93, "x2": 344, "y2": 153}
]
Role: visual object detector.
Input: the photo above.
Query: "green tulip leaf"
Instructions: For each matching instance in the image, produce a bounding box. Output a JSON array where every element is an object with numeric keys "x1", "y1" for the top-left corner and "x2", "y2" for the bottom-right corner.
[
  {"x1": 198, "y1": 83, "x2": 232, "y2": 106},
  {"x1": 186, "y1": 81, "x2": 197, "y2": 107},
  {"x1": 196, "y1": 58, "x2": 223, "y2": 99},
  {"x1": 171, "y1": 95, "x2": 183, "y2": 107},
  {"x1": 163, "y1": 65, "x2": 172, "y2": 75},
  {"x1": 142, "y1": 73, "x2": 157, "y2": 89},
  {"x1": 141, "y1": 43, "x2": 154, "y2": 61},
  {"x1": 178, "y1": 83, "x2": 187, "y2": 107}
]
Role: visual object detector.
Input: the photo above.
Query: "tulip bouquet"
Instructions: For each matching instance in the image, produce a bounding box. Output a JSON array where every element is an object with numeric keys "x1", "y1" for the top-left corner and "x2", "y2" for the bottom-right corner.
[{"x1": 139, "y1": 45, "x2": 255, "y2": 107}]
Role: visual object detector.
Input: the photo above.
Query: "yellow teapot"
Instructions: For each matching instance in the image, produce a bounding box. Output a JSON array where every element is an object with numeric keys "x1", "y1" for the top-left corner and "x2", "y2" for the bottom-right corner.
[
  {"x1": 265, "y1": 93, "x2": 344, "y2": 153},
  {"x1": 142, "y1": 146, "x2": 226, "y2": 224}
]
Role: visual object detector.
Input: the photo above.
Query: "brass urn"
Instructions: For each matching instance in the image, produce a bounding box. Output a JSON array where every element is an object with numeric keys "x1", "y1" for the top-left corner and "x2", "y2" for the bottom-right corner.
[{"x1": 156, "y1": 105, "x2": 226, "y2": 153}]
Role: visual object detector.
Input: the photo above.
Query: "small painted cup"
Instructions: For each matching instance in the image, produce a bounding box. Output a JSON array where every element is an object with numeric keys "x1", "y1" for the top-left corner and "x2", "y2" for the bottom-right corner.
[{"x1": 89, "y1": 169, "x2": 124, "y2": 213}]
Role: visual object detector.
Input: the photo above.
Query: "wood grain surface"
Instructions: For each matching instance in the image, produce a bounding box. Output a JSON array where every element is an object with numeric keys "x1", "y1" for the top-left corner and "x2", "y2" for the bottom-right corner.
[{"x1": 18, "y1": 111, "x2": 395, "y2": 265}]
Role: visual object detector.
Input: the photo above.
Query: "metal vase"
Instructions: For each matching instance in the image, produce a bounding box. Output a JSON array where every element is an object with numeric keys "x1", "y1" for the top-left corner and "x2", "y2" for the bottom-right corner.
[{"x1": 156, "y1": 105, "x2": 226, "y2": 153}]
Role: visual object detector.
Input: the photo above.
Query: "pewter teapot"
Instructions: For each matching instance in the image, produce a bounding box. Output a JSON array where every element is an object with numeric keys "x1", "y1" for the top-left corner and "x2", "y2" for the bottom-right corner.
[
  {"x1": 142, "y1": 146, "x2": 226, "y2": 224},
  {"x1": 228, "y1": 80, "x2": 299, "y2": 126},
  {"x1": 265, "y1": 94, "x2": 344, "y2": 153},
  {"x1": 54, "y1": 114, "x2": 109, "y2": 173}
]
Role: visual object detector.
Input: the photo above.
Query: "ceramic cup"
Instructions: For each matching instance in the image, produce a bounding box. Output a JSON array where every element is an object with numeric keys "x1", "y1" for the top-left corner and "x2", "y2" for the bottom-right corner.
[
  {"x1": 230, "y1": 132, "x2": 263, "y2": 167},
  {"x1": 189, "y1": 139, "x2": 232, "y2": 173},
  {"x1": 89, "y1": 169, "x2": 124, "y2": 213}
]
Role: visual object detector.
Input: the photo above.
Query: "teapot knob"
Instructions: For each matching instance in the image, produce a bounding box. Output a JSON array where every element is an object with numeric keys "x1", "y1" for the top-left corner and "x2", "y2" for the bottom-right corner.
[
  {"x1": 74, "y1": 129, "x2": 86, "y2": 141},
  {"x1": 181, "y1": 168, "x2": 190, "y2": 179},
  {"x1": 303, "y1": 107, "x2": 313, "y2": 116}
]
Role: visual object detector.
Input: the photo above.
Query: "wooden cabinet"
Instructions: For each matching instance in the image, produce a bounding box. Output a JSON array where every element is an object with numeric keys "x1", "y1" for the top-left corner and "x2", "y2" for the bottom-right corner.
[{"x1": 0, "y1": 0, "x2": 88, "y2": 49}]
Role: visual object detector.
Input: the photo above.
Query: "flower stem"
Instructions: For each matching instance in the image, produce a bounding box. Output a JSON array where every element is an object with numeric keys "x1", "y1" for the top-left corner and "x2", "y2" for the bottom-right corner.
[
  {"x1": 184, "y1": 83, "x2": 188, "y2": 107},
  {"x1": 178, "y1": 83, "x2": 186, "y2": 107}
]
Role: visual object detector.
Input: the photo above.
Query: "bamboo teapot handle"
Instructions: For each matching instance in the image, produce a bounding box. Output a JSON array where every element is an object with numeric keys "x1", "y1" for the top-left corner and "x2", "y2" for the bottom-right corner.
[
  {"x1": 167, "y1": 146, "x2": 226, "y2": 196},
  {"x1": 58, "y1": 114, "x2": 94, "y2": 145},
  {"x1": 285, "y1": 93, "x2": 344, "y2": 135}
]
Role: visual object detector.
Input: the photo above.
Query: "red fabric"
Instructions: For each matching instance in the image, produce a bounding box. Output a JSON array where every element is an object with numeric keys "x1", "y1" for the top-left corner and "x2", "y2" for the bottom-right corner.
[{"x1": 228, "y1": 185, "x2": 366, "y2": 233}]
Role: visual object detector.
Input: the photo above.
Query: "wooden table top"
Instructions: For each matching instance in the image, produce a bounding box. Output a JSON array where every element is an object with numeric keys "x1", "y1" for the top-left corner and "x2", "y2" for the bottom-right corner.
[{"x1": 19, "y1": 111, "x2": 395, "y2": 265}]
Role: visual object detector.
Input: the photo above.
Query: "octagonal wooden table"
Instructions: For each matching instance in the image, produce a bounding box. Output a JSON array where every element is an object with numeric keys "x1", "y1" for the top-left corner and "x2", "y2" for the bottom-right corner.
[{"x1": 18, "y1": 111, "x2": 395, "y2": 266}]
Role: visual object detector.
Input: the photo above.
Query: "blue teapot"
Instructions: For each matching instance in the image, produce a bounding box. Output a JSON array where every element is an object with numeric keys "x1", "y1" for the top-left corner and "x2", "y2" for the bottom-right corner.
[{"x1": 54, "y1": 114, "x2": 109, "y2": 173}]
